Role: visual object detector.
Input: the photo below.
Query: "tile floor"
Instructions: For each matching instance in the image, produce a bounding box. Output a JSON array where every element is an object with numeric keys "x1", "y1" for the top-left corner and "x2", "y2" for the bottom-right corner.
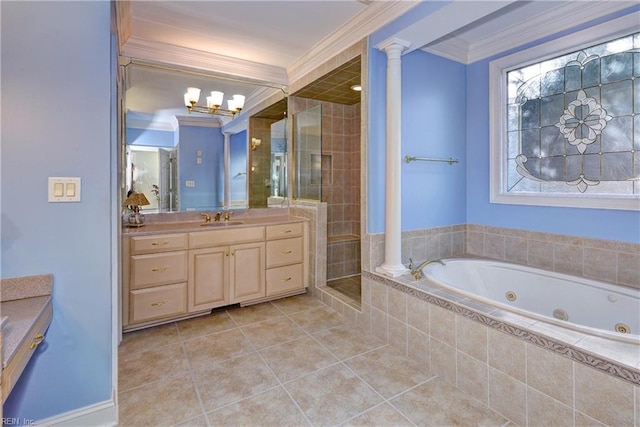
[
  {"x1": 118, "y1": 293, "x2": 513, "y2": 426},
  {"x1": 326, "y1": 275, "x2": 361, "y2": 303}
]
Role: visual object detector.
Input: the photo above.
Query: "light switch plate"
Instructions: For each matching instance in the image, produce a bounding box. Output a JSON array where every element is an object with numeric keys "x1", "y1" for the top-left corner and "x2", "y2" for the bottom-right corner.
[
  {"x1": 48, "y1": 177, "x2": 81, "y2": 202},
  {"x1": 185, "y1": 180, "x2": 195, "y2": 188}
]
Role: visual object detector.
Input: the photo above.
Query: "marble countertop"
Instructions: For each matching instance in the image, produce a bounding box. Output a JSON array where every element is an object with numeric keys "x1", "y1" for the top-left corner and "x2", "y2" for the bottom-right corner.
[{"x1": 122, "y1": 214, "x2": 308, "y2": 236}]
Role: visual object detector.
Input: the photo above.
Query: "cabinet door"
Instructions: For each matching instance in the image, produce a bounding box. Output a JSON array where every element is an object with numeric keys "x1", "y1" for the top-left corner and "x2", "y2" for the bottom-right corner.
[
  {"x1": 230, "y1": 242, "x2": 265, "y2": 303},
  {"x1": 189, "y1": 247, "x2": 229, "y2": 312}
]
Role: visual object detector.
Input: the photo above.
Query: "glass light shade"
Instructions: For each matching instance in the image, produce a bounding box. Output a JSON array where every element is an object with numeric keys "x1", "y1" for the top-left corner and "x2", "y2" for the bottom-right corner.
[
  {"x1": 232, "y1": 94, "x2": 245, "y2": 109},
  {"x1": 186, "y1": 87, "x2": 201, "y2": 103},
  {"x1": 184, "y1": 93, "x2": 191, "y2": 107},
  {"x1": 209, "y1": 91, "x2": 224, "y2": 107},
  {"x1": 206, "y1": 96, "x2": 215, "y2": 108},
  {"x1": 227, "y1": 99, "x2": 238, "y2": 111}
]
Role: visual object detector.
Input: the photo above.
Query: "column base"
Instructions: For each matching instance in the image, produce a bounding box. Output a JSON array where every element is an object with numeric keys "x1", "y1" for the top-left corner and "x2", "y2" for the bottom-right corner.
[{"x1": 375, "y1": 264, "x2": 409, "y2": 278}]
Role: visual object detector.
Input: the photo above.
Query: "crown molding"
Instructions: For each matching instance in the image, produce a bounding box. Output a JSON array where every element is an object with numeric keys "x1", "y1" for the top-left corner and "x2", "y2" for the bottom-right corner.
[
  {"x1": 126, "y1": 116, "x2": 177, "y2": 132},
  {"x1": 435, "y1": 1, "x2": 639, "y2": 64},
  {"x1": 176, "y1": 115, "x2": 222, "y2": 128},
  {"x1": 422, "y1": 36, "x2": 470, "y2": 64},
  {"x1": 121, "y1": 36, "x2": 288, "y2": 86},
  {"x1": 287, "y1": 1, "x2": 419, "y2": 83}
]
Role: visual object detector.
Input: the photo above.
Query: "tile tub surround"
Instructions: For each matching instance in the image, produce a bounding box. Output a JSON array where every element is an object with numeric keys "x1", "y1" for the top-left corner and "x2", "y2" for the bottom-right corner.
[
  {"x1": 358, "y1": 270, "x2": 640, "y2": 426},
  {"x1": 118, "y1": 293, "x2": 514, "y2": 426}
]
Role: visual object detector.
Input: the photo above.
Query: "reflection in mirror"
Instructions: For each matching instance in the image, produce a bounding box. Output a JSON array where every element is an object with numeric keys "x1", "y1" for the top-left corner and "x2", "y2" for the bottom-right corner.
[
  {"x1": 269, "y1": 117, "x2": 288, "y2": 206},
  {"x1": 123, "y1": 61, "x2": 284, "y2": 213},
  {"x1": 248, "y1": 98, "x2": 289, "y2": 208}
]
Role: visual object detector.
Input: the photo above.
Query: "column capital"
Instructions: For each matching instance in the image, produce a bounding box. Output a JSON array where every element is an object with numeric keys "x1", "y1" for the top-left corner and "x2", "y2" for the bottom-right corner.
[{"x1": 375, "y1": 38, "x2": 411, "y2": 55}]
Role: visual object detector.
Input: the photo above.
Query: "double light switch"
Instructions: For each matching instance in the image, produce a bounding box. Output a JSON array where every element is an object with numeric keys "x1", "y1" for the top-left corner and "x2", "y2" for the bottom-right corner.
[{"x1": 48, "y1": 177, "x2": 81, "y2": 202}]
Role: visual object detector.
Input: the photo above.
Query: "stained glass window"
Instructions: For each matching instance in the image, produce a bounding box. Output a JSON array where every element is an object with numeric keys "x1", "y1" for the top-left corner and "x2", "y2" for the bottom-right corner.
[{"x1": 490, "y1": 19, "x2": 640, "y2": 210}]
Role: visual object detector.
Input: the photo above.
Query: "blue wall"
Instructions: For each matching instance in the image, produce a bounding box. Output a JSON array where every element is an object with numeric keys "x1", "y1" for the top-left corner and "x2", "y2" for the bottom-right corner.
[
  {"x1": 1, "y1": 1, "x2": 113, "y2": 420},
  {"x1": 368, "y1": 6, "x2": 639, "y2": 244},
  {"x1": 178, "y1": 125, "x2": 224, "y2": 210},
  {"x1": 466, "y1": 7, "x2": 640, "y2": 244},
  {"x1": 230, "y1": 131, "x2": 248, "y2": 203},
  {"x1": 126, "y1": 127, "x2": 177, "y2": 148},
  {"x1": 368, "y1": 48, "x2": 467, "y2": 233}
]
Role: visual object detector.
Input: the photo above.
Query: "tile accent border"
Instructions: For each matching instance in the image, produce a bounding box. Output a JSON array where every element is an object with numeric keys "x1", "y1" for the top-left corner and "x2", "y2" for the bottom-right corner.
[{"x1": 362, "y1": 270, "x2": 640, "y2": 387}]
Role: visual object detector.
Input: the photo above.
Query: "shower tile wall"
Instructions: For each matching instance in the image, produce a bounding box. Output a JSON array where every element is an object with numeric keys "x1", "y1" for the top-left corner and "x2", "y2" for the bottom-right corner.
[{"x1": 291, "y1": 97, "x2": 361, "y2": 280}]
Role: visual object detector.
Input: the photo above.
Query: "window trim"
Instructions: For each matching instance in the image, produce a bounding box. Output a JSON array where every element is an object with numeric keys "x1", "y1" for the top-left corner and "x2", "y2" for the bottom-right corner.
[{"x1": 489, "y1": 12, "x2": 639, "y2": 211}]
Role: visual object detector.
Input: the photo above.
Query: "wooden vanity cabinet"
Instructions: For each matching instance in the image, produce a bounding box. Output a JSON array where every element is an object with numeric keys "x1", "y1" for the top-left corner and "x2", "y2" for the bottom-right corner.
[
  {"x1": 189, "y1": 226, "x2": 266, "y2": 306},
  {"x1": 123, "y1": 233, "x2": 189, "y2": 328},
  {"x1": 123, "y1": 220, "x2": 307, "y2": 331},
  {"x1": 265, "y1": 222, "x2": 307, "y2": 297}
]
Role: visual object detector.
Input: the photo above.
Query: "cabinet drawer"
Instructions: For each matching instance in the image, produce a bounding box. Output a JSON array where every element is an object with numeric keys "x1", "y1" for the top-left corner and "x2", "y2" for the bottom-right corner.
[
  {"x1": 2, "y1": 303, "x2": 52, "y2": 401},
  {"x1": 131, "y1": 251, "x2": 188, "y2": 289},
  {"x1": 266, "y1": 237, "x2": 303, "y2": 268},
  {"x1": 266, "y1": 263, "x2": 304, "y2": 296},
  {"x1": 190, "y1": 226, "x2": 264, "y2": 249},
  {"x1": 130, "y1": 282, "x2": 187, "y2": 324},
  {"x1": 130, "y1": 233, "x2": 188, "y2": 254},
  {"x1": 266, "y1": 222, "x2": 303, "y2": 240}
]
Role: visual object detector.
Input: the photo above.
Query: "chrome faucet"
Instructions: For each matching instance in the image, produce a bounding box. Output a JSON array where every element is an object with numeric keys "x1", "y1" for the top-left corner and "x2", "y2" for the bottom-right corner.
[
  {"x1": 200, "y1": 213, "x2": 212, "y2": 223},
  {"x1": 223, "y1": 211, "x2": 233, "y2": 222},
  {"x1": 410, "y1": 258, "x2": 445, "y2": 280}
]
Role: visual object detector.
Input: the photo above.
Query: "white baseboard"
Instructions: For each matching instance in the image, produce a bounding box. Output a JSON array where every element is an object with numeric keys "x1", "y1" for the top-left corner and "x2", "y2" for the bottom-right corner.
[{"x1": 34, "y1": 389, "x2": 117, "y2": 427}]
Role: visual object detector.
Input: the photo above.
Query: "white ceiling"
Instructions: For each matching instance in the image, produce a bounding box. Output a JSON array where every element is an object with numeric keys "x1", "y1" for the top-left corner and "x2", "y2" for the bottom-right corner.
[{"x1": 120, "y1": 0, "x2": 636, "y2": 130}]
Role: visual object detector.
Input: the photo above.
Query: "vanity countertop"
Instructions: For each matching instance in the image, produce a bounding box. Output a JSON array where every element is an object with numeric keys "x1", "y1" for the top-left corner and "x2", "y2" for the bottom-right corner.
[
  {"x1": 122, "y1": 214, "x2": 308, "y2": 236},
  {"x1": 1, "y1": 296, "x2": 52, "y2": 368},
  {"x1": 1, "y1": 273, "x2": 54, "y2": 369}
]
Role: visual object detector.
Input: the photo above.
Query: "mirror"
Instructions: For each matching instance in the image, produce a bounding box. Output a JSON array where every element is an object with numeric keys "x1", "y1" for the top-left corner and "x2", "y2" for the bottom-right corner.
[{"x1": 123, "y1": 60, "x2": 287, "y2": 213}]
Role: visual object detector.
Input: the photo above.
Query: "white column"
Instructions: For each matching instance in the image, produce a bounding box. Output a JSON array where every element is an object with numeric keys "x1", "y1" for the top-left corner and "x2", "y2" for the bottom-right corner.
[
  {"x1": 223, "y1": 132, "x2": 231, "y2": 209},
  {"x1": 375, "y1": 38, "x2": 410, "y2": 278}
]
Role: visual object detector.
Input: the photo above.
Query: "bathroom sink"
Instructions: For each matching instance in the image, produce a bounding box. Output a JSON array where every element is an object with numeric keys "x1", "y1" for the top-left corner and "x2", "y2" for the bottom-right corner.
[{"x1": 200, "y1": 221, "x2": 243, "y2": 227}]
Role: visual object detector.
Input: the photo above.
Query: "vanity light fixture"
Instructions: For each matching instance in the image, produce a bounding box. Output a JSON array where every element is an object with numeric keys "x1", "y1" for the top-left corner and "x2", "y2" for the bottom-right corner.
[
  {"x1": 184, "y1": 87, "x2": 245, "y2": 117},
  {"x1": 251, "y1": 138, "x2": 262, "y2": 151}
]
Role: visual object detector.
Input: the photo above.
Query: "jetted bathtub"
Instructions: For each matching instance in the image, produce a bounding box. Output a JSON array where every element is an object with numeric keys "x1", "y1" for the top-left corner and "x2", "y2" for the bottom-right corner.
[{"x1": 419, "y1": 258, "x2": 640, "y2": 344}]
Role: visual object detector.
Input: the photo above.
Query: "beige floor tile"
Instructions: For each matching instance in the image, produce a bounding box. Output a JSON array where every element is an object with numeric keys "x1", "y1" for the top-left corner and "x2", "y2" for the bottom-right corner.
[
  {"x1": 207, "y1": 386, "x2": 311, "y2": 427},
  {"x1": 285, "y1": 364, "x2": 383, "y2": 426},
  {"x1": 312, "y1": 324, "x2": 384, "y2": 360},
  {"x1": 119, "y1": 322, "x2": 179, "y2": 356},
  {"x1": 341, "y1": 403, "x2": 414, "y2": 427},
  {"x1": 118, "y1": 344, "x2": 190, "y2": 392},
  {"x1": 345, "y1": 346, "x2": 435, "y2": 399},
  {"x1": 226, "y1": 302, "x2": 283, "y2": 326},
  {"x1": 260, "y1": 336, "x2": 338, "y2": 382},
  {"x1": 174, "y1": 415, "x2": 209, "y2": 427},
  {"x1": 176, "y1": 310, "x2": 237, "y2": 341},
  {"x1": 288, "y1": 305, "x2": 346, "y2": 333},
  {"x1": 390, "y1": 377, "x2": 508, "y2": 427},
  {"x1": 183, "y1": 329, "x2": 255, "y2": 370},
  {"x1": 240, "y1": 316, "x2": 306, "y2": 349},
  {"x1": 118, "y1": 373, "x2": 203, "y2": 427},
  {"x1": 194, "y1": 352, "x2": 279, "y2": 412},
  {"x1": 270, "y1": 292, "x2": 324, "y2": 314}
]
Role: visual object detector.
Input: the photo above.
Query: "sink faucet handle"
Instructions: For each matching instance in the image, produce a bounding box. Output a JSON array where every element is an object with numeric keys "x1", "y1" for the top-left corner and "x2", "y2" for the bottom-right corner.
[
  {"x1": 200, "y1": 213, "x2": 212, "y2": 223},
  {"x1": 214, "y1": 212, "x2": 222, "y2": 222},
  {"x1": 224, "y1": 211, "x2": 233, "y2": 221},
  {"x1": 408, "y1": 258, "x2": 414, "y2": 270}
]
